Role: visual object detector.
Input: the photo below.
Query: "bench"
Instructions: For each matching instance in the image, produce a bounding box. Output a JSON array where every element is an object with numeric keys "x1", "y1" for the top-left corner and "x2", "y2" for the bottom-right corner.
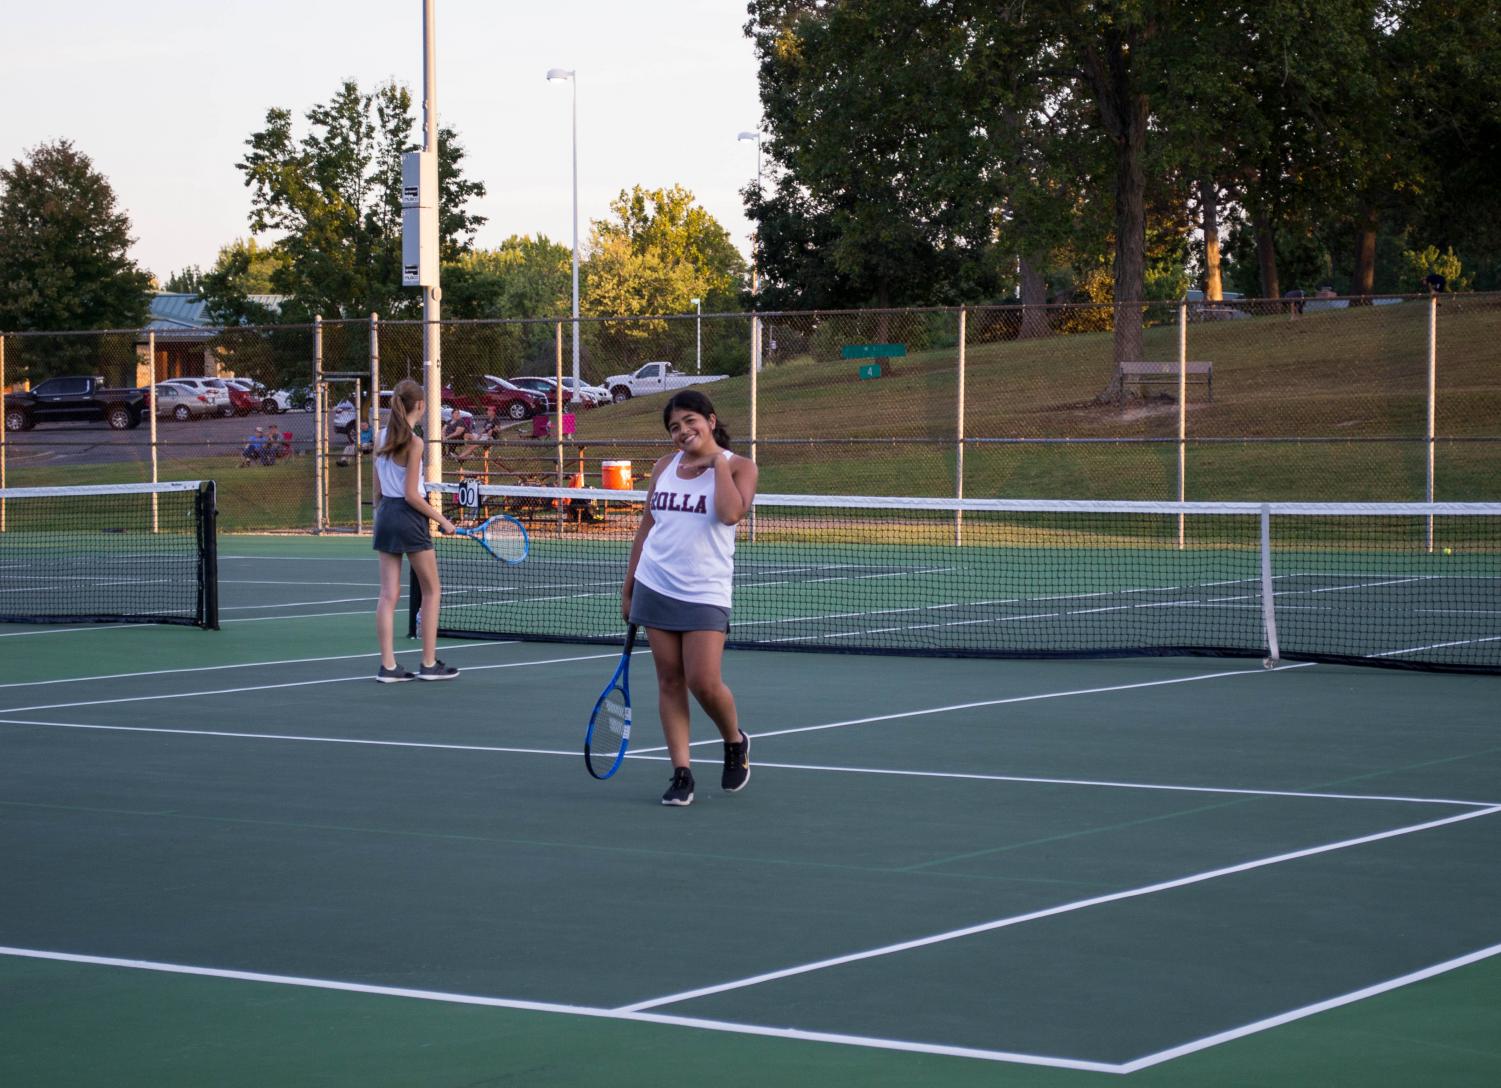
[{"x1": 1117, "y1": 361, "x2": 1213, "y2": 402}]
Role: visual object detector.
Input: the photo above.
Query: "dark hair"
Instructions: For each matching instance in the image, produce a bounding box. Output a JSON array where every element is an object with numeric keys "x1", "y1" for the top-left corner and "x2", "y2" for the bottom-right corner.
[
  {"x1": 662, "y1": 389, "x2": 731, "y2": 450},
  {"x1": 378, "y1": 378, "x2": 424, "y2": 465}
]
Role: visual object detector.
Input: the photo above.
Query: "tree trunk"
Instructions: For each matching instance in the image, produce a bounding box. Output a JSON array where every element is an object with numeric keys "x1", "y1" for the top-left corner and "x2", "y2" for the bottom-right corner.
[
  {"x1": 1253, "y1": 208, "x2": 1280, "y2": 300},
  {"x1": 1201, "y1": 178, "x2": 1222, "y2": 301},
  {"x1": 1110, "y1": 100, "x2": 1148, "y2": 368},
  {"x1": 1353, "y1": 205, "x2": 1378, "y2": 302},
  {"x1": 1018, "y1": 253, "x2": 1049, "y2": 340}
]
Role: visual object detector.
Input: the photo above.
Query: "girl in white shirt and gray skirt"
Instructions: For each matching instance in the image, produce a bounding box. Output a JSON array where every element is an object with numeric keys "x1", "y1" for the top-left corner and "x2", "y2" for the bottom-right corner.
[
  {"x1": 372, "y1": 379, "x2": 459, "y2": 683},
  {"x1": 623, "y1": 390, "x2": 759, "y2": 806}
]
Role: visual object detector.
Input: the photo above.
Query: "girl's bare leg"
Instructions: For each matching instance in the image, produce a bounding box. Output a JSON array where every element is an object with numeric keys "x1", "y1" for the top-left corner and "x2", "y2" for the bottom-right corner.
[
  {"x1": 375, "y1": 552, "x2": 404, "y2": 668},
  {"x1": 646, "y1": 627, "x2": 693, "y2": 767},
  {"x1": 407, "y1": 548, "x2": 442, "y2": 665}
]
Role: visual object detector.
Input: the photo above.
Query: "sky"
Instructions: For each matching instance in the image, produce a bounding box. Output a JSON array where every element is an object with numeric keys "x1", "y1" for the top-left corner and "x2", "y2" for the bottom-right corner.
[{"x1": 0, "y1": 0, "x2": 763, "y2": 282}]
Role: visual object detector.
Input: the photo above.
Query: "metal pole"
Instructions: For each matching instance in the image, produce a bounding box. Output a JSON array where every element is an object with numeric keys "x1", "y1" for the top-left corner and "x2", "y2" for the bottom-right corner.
[
  {"x1": 1, "y1": 334, "x2": 6, "y2": 532},
  {"x1": 314, "y1": 315, "x2": 324, "y2": 532},
  {"x1": 355, "y1": 377, "x2": 363, "y2": 535},
  {"x1": 1259, "y1": 504, "x2": 1281, "y2": 668},
  {"x1": 748, "y1": 314, "x2": 759, "y2": 542},
  {"x1": 1178, "y1": 300, "x2": 1187, "y2": 549},
  {"x1": 370, "y1": 312, "x2": 380, "y2": 515},
  {"x1": 570, "y1": 74, "x2": 580, "y2": 390},
  {"x1": 148, "y1": 331, "x2": 159, "y2": 532},
  {"x1": 555, "y1": 321, "x2": 565, "y2": 537},
  {"x1": 421, "y1": 0, "x2": 444, "y2": 491},
  {"x1": 955, "y1": 308, "x2": 966, "y2": 546},
  {"x1": 1426, "y1": 293, "x2": 1437, "y2": 551},
  {"x1": 695, "y1": 299, "x2": 702, "y2": 374}
]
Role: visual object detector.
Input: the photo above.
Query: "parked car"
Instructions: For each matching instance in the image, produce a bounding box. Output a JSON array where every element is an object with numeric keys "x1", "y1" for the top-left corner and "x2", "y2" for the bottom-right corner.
[
  {"x1": 152, "y1": 383, "x2": 216, "y2": 421},
  {"x1": 443, "y1": 377, "x2": 547, "y2": 421},
  {"x1": 331, "y1": 390, "x2": 456, "y2": 441},
  {"x1": 264, "y1": 386, "x2": 311, "y2": 413},
  {"x1": 558, "y1": 376, "x2": 611, "y2": 407},
  {"x1": 601, "y1": 361, "x2": 728, "y2": 402},
  {"x1": 158, "y1": 377, "x2": 233, "y2": 416},
  {"x1": 223, "y1": 380, "x2": 263, "y2": 417},
  {"x1": 511, "y1": 375, "x2": 609, "y2": 408},
  {"x1": 4, "y1": 375, "x2": 151, "y2": 431},
  {"x1": 508, "y1": 376, "x2": 566, "y2": 410}
]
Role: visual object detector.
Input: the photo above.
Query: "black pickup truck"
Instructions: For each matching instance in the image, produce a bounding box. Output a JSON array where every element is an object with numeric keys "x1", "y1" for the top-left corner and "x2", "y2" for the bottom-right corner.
[{"x1": 4, "y1": 376, "x2": 151, "y2": 431}]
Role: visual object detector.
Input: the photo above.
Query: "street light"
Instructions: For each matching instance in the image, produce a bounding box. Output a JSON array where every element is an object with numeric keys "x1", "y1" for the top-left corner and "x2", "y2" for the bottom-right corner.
[
  {"x1": 547, "y1": 67, "x2": 580, "y2": 389},
  {"x1": 690, "y1": 297, "x2": 702, "y2": 374},
  {"x1": 737, "y1": 130, "x2": 763, "y2": 299}
]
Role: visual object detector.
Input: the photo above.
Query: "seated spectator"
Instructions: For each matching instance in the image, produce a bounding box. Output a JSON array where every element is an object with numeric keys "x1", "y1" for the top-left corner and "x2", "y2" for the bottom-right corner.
[
  {"x1": 1283, "y1": 288, "x2": 1306, "y2": 316},
  {"x1": 443, "y1": 411, "x2": 475, "y2": 466},
  {"x1": 239, "y1": 427, "x2": 267, "y2": 467}
]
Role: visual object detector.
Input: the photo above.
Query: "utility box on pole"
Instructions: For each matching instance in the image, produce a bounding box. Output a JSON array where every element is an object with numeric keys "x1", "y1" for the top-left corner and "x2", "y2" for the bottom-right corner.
[{"x1": 401, "y1": 149, "x2": 438, "y2": 287}]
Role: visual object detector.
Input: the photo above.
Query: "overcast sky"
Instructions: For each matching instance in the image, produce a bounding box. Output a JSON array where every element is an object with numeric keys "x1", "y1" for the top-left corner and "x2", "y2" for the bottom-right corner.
[{"x1": 0, "y1": 0, "x2": 763, "y2": 282}]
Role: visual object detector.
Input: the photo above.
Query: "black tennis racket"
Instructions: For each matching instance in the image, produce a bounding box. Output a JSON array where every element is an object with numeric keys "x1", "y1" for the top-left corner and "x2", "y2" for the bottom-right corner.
[{"x1": 585, "y1": 625, "x2": 637, "y2": 780}]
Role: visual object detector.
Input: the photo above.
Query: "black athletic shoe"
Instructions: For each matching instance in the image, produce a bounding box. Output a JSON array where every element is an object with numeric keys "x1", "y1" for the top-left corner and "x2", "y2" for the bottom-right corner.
[
  {"x1": 722, "y1": 730, "x2": 751, "y2": 792},
  {"x1": 417, "y1": 659, "x2": 459, "y2": 681},
  {"x1": 661, "y1": 767, "x2": 695, "y2": 806},
  {"x1": 376, "y1": 664, "x2": 416, "y2": 683}
]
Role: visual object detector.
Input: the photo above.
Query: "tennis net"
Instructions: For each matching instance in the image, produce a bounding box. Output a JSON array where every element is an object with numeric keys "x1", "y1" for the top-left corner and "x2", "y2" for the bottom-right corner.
[
  {"x1": 414, "y1": 483, "x2": 1501, "y2": 674},
  {"x1": 0, "y1": 480, "x2": 219, "y2": 629}
]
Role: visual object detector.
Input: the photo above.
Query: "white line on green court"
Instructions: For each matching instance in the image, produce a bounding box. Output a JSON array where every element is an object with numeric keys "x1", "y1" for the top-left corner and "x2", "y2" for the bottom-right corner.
[
  {"x1": 1118, "y1": 940, "x2": 1501, "y2": 1072},
  {"x1": 616, "y1": 804, "x2": 1501, "y2": 1015},
  {"x1": 0, "y1": 946, "x2": 1123, "y2": 1073},
  {"x1": 0, "y1": 624, "x2": 151, "y2": 638},
  {"x1": 0, "y1": 650, "x2": 623, "y2": 715},
  {"x1": 0, "y1": 643, "x2": 509, "y2": 691},
  {"x1": 633, "y1": 663, "x2": 1319, "y2": 755}
]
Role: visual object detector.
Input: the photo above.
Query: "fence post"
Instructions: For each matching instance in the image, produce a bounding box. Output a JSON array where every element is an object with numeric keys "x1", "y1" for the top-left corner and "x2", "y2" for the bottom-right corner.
[
  {"x1": 1178, "y1": 301, "x2": 1187, "y2": 548},
  {"x1": 314, "y1": 315, "x2": 324, "y2": 533},
  {"x1": 369, "y1": 312, "x2": 380, "y2": 519},
  {"x1": 0, "y1": 333, "x2": 6, "y2": 532},
  {"x1": 148, "y1": 330, "x2": 159, "y2": 532},
  {"x1": 1426, "y1": 293, "x2": 1437, "y2": 551},
  {"x1": 955, "y1": 307, "x2": 966, "y2": 546},
  {"x1": 748, "y1": 314, "x2": 760, "y2": 542},
  {"x1": 1, "y1": 334, "x2": 7, "y2": 533},
  {"x1": 555, "y1": 321, "x2": 565, "y2": 537}
]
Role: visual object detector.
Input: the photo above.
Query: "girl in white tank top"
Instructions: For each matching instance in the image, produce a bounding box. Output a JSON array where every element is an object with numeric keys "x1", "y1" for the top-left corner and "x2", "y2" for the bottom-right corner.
[{"x1": 622, "y1": 391, "x2": 759, "y2": 806}]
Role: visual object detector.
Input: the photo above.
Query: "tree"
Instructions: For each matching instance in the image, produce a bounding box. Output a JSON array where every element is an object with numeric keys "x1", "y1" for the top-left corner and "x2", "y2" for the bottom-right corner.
[
  {"x1": 0, "y1": 140, "x2": 152, "y2": 331},
  {"x1": 236, "y1": 79, "x2": 486, "y2": 320},
  {"x1": 442, "y1": 234, "x2": 574, "y2": 369},
  {"x1": 197, "y1": 237, "x2": 289, "y2": 325},
  {"x1": 163, "y1": 266, "x2": 205, "y2": 293}
]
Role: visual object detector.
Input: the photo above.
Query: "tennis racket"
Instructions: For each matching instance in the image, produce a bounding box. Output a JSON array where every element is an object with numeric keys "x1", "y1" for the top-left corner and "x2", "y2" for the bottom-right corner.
[
  {"x1": 455, "y1": 514, "x2": 528, "y2": 564},
  {"x1": 585, "y1": 625, "x2": 637, "y2": 780}
]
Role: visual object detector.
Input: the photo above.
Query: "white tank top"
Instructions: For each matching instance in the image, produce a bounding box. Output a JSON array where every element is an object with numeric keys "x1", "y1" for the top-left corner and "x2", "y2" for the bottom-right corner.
[
  {"x1": 634, "y1": 450, "x2": 737, "y2": 608},
  {"x1": 375, "y1": 429, "x2": 413, "y2": 500}
]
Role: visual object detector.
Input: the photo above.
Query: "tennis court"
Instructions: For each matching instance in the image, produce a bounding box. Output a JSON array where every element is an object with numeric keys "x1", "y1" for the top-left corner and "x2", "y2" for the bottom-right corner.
[{"x1": 3, "y1": 528, "x2": 1500, "y2": 1086}]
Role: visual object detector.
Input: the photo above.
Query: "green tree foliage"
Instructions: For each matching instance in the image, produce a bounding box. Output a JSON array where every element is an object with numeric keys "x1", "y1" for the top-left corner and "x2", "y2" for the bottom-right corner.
[
  {"x1": 236, "y1": 79, "x2": 486, "y2": 321},
  {"x1": 442, "y1": 234, "x2": 574, "y2": 369},
  {"x1": 0, "y1": 140, "x2": 152, "y2": 332},
  {"x1": 197, "y1": 237, "x2": 290, "y2": 325},
  {"x1": 163, "y1": 266, "x2": 205, "y2": 293}
]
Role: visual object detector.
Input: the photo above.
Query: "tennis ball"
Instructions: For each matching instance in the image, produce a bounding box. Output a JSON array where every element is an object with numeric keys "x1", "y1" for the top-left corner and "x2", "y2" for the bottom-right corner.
[{"x1": 1443, "y1": 547, "x2": 1453, "y2": 556}]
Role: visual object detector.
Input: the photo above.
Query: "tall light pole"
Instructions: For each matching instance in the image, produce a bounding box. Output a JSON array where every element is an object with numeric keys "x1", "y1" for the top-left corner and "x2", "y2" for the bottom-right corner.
[
  {"x1": 421, "y1": 0, "x2": 442, "y2": 485},
  {"x1": 691, "y1": 297, "x2": 701, "y2": 373},
  {"x1": 547, "y1": 68, "x2": 580, "y2": 389},
  {"x1": 737, "y1": 130, "x2": 762, "y2": 300}
]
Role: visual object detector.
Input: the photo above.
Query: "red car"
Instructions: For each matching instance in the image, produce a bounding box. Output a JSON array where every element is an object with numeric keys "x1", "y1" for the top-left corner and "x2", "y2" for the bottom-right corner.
[
  {"x1": 441, "y1": 376, "x2": 547, "y2": 421},
  {"x1": 225, "y1": 382, "x2": 261, "y2": 417}
]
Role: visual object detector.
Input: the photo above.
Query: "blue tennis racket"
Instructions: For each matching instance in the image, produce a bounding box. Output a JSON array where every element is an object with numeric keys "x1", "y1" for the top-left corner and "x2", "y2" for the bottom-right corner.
[
  {"x1": 585, "y1": 625, "x2": 637, "y2": 780},
  {"x1": 455, "y1": 514, "x2": 528, "y2": 564}
]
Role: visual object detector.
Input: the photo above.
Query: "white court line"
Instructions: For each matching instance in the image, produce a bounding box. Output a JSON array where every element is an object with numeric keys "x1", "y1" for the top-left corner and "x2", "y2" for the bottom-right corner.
[
  {"x1": 617, "y1": 804, "x2": 1501, "y2": 1014},
  {"x1": 0, "y1": 624, "x2": 151, "y2": 639},
  {"x1": 632, "y1": 664, "x2": 1319, "y2": 755},
  {"x1": 1118, "y1": 940, "x2": 1501, "y2": 1073},
  {"x1": 0, "y1": 650, "x2": 622, "y2": 715},
  {"x1": 1373, "y1": 634, "x2": 1501, "y2": 658},
  {"x1": 0, "y1": 643, "x2": 508, "y2": 691},
  {"x1": 219, "y1": 595, "x2": 383, "y2": 612},
  {"x1": 222, "y1": 580, "x2": 380, "y2": 588},
  {"x1": 0, "y1": 947, "x2": 1119, "y2": 1074}
]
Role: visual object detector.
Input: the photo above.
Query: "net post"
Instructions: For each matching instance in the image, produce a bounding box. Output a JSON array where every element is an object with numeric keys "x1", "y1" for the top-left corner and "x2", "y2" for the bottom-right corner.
[
  {"x1": 1426, "y1": 294, "x2": 1437, "y2": 552},
  {"x1": 148, "y1": 330, "x2": 159, "y2": 533},
  {"x1": 314, "y1": 315, "x2": 325, "y2": 532},
  {"x1": 1177, "y1": 301, "x2": 1187, "y2": 549},
  {"x1": 407, "y1": 563, "x2": 422, "y2": 639},
  {"x1": 555, "y1": 321, "x2": 565, "y2": 538},
  {"x1": 370, "y1": 312, "x2": 380, "y2": 525},
  {"x1": 955, "y1": 307, "x2": 966, "y2": 547},
  {"x1": 198, "y1": 480, "x2": 220, "y2": 630},
  {"x1": 1259, "y1": 503, "x2": 1280, "y2": 667}
]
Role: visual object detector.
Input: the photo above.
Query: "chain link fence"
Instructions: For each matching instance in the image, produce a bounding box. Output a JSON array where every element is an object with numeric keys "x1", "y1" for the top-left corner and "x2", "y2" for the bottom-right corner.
[{"x1": 4, "y1": 292, "x2": 1498, "y2": 533}]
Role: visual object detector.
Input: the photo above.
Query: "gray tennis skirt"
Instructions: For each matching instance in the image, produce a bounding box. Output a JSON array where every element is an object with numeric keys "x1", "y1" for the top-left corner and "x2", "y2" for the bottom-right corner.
[
  {"x1": 629, "y1": 580, "x2": 730, "y2": 634},
  {"x1": 372, "y1": 496, "x2": 433, "y2": 554}
]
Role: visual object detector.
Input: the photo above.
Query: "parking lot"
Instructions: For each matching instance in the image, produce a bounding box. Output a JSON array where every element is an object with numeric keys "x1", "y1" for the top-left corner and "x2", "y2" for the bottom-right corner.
[{"x1": 0, "y1": 408, "x2": 317, "y2": 466}]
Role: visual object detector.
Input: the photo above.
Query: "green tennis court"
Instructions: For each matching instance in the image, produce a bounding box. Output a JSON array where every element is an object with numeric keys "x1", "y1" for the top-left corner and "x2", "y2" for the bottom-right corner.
[{"x1": 2, "y1": 534, "x2": 1499, "y2": 1086}]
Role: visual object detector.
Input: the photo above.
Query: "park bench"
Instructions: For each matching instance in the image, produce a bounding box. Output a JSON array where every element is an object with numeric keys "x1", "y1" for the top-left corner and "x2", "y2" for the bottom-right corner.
[{"x1": 1117, "y1": 361, "x2": 1213, "y2": 401}]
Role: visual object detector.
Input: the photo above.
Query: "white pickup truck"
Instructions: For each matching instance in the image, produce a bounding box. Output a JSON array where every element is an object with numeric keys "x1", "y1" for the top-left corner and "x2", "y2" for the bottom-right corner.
[{"x1": 602, "y1": 361, "x2": 728, "y2": 403}]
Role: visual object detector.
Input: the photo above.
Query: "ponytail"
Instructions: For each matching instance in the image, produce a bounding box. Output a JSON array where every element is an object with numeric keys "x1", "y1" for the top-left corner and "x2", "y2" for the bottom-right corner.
[
  {"x1": 662, "y1": 389, "x2": 732, "y2": 450},
  {"x1": 379, "y1": 378, "x2": 424, "y2": 465}
]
